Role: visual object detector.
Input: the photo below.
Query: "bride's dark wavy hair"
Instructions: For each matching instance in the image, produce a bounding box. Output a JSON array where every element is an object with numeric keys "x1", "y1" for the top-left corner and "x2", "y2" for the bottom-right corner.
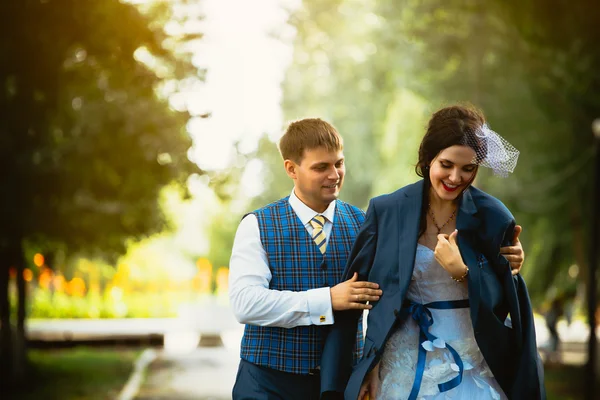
[{"x1": 416, "y1": 104, "x2": 486, "y2": 238}]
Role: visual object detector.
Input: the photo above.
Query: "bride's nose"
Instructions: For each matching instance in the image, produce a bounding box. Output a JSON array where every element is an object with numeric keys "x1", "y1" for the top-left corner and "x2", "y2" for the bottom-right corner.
[{"x1": 449, "y1": 168, "x2": 461, "y2": 183}]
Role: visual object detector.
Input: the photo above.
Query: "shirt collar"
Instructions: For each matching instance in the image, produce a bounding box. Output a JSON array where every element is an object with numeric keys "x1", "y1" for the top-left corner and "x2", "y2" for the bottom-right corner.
[{"x1": 289, "y1": 189, "x2": 336, "y2": 226}]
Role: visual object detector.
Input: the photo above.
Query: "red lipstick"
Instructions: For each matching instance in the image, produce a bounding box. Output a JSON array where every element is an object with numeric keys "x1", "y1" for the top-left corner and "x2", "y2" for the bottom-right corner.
[{"x1": 442, "y1": 182, "x2": 459, "y2": 192}]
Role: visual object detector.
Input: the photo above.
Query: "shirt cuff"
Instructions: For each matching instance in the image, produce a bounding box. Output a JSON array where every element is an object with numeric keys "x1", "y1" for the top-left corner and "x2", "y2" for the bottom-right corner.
[{"x1": 307, "y1": 287, "x2": 334, "y2": 325}]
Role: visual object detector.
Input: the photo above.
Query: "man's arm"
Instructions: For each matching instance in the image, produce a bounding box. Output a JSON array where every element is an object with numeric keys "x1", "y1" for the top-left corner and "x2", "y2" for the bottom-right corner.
[
  {"x1": 229, "y1": 214, "x2": 333, "y2": 328},
  {"x1": 228, "y1": 215, "x2": 381, "y2": 329}
]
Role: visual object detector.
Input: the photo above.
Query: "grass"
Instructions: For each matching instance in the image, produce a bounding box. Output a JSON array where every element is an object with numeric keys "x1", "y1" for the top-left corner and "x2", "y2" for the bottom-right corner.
[
  {"x1": 7, "y1": 347, "x2": 140, "y2": 400},
  {"x1": 545, "y1": 363, "x2": 599, "y2": 400}
]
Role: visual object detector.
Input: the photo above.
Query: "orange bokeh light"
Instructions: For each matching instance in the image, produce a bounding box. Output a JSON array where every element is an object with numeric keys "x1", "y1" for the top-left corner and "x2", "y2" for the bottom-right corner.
[
  {"x1": 53, "y1": 275, "x2": 66, "y2": 292},
  {"x1": 196, "y1": 258, "x2": 212, "y2": 271},
  {"x1": 38, "y1": 267, "x2": 53, "y2": 289},
  {"x1": 23, "y1": 268, "x2": 33, "y2": 282},
  {"x1": 216, "y1": 267, "x2": 229, "y2": 292},
  {"x1": 67, "y1": 277, "x2": 86, "y2": 297},
  {"x1": 33, "y1": 253, "x2": 45, "y2": 268}
]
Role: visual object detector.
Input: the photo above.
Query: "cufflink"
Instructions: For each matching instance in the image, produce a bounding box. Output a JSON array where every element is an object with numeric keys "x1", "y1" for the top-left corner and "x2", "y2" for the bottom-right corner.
[{"x1": 319, "y1": 315, "x2": 326, "y2": 323}]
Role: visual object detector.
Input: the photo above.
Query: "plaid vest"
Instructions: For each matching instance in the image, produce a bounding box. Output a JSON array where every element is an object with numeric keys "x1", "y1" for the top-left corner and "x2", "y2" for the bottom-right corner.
[{"x1": 240, "y1": 197, "x2": 365, "y2": 374}]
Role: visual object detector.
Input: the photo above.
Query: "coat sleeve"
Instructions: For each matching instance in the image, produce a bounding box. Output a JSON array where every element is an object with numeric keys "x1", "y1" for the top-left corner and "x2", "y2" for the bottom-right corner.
[
  {"x1": 496, "y1": 222, "x2": 546, "y2": 399},
  {"x1": 510, "y1": 274, "x2": 546, "y2": 399},
  {"x1": 320, "y1": 198, "x2": 379, "y2": 395}
]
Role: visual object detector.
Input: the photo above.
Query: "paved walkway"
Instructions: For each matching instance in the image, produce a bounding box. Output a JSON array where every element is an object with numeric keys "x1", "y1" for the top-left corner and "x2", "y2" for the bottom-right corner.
[{"x1": 134, "y1": 328, "x2": 243, "y2": 400}]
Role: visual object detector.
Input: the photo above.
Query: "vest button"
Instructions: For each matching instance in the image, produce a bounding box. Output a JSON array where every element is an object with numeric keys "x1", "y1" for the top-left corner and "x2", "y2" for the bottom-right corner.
[
  {"x1": 320, "y1": 261, "x2": 327, "y2": 270},
  {"x1": 393, "y1": 309, "x2": 399, "y2": 317}
]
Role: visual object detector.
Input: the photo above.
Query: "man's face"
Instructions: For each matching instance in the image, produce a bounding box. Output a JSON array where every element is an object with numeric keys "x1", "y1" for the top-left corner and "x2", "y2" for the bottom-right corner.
[{"x1": 285, "y1": 147, "x2": 345, "y2": 212}]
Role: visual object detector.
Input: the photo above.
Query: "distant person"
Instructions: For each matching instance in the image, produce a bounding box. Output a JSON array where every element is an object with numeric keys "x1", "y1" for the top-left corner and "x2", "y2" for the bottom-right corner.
[
  {"x1": 320, "y1": 104, "x2": 541, "y2": 399},
  {"x1": 545, "y1": 296, "x2": 564, "y2": 362},
  {"x1": 563, "y1": 289, "x2": 576, "y2": 327}
]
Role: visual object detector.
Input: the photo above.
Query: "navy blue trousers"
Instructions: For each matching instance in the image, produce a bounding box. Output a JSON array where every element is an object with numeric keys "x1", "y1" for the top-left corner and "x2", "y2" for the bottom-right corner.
[{"x1": 232, "y1": 359, "x2": 321, "y2": 400}]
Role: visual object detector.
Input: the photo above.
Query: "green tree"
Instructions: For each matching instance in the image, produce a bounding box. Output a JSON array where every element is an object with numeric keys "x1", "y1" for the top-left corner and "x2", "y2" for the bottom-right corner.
[
  {"x1": 0, "y1": 0, "x2": 204, "y2": 386},
  {"x1": 495, "y1": 0, "x2": 600, "y2": 296},
  {"x1": 281, "y1": 0, "x2": 396, "y2": 209}
]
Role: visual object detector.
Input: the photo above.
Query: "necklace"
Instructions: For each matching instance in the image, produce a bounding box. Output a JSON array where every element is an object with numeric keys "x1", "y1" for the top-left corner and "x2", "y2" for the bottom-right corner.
[{"x1": 428, "y1": 203, "x2": 457, "y2": 234}]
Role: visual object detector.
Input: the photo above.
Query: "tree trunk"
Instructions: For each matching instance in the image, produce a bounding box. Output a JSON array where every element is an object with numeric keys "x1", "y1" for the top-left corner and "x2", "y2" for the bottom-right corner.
[
  {"x1": 572, "y1": 204, "x2": 588, "y2": 282},
  {"x1": 13, "y1": 238, "x2": 27, "y2": 384},
  {"x1": 0, "y1": 260, "x2": 12, "y2": 389}
]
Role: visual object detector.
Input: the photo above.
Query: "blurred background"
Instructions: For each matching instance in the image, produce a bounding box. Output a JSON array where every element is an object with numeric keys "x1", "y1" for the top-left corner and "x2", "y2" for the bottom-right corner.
[{"x1": 1, "y1": 0, "x2": 599, "y2": 399}]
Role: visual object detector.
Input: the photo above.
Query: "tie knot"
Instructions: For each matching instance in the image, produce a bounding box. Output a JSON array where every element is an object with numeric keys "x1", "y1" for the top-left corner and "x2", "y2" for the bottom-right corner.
[{"x1": 310, "y1": 215, "x2": 326, "y2": 229}]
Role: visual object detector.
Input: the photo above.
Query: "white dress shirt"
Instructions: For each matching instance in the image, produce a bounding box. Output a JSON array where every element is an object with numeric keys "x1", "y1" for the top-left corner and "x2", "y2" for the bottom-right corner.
[{"x1": 229, "y1": 189, "x2": 336, "y2": 328}]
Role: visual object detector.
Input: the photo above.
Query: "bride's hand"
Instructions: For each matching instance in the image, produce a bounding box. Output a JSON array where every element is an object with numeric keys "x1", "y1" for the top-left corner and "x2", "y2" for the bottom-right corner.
[
  {"x1": 434, "y1": 230, "x2": 468, "y2": 280},
  {"x1": 358, "y1": 362, "x2": 380, "y2": 400}
]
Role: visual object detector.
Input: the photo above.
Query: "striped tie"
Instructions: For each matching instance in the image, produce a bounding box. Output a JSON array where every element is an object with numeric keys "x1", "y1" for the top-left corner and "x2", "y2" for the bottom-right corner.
[{"x1": 310, "y1": 215, "x2": 327, "y2": 254}]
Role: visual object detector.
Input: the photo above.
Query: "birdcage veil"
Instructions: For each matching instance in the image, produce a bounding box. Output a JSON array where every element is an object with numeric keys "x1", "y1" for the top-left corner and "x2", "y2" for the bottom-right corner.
[{"x1": 461, "y1": 123, "x2": 519, "y2": 177}]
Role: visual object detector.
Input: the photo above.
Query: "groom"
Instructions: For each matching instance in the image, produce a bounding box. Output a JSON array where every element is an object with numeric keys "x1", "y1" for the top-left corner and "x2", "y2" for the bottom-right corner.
[{"x1": 229, "y1": 118, "x2": 382, "y2": 400}]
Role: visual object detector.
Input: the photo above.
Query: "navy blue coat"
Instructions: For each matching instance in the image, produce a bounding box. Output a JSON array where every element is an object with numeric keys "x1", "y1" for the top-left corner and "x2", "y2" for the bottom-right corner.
[{"x1": 320, "y1": 180, "x2": 545, "y2": 399}]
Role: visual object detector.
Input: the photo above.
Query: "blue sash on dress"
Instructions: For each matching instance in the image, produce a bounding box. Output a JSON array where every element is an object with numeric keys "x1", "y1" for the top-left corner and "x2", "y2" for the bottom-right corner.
[{"x1": 402, "y1": 299, "x2": 470, "y2": 400}]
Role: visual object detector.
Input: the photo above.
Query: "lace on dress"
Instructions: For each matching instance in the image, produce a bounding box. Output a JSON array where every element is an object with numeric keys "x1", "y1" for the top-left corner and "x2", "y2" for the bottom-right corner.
[{"x1": 376, "y1": 244, "x2": 506, "y2": 400}]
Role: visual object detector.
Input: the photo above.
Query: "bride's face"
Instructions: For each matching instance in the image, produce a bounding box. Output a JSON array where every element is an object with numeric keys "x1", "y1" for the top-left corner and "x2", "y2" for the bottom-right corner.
[{"x1": 429, "y1": 145, "x2": 478, "y2": 202}]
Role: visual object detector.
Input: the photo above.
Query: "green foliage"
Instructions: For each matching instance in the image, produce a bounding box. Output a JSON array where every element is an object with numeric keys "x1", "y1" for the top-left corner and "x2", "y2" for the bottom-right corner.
[
  {"x1": 247, "y1": 135, "x2": 292, "y2": 210},
  {"x1": 206, "y1": 210, "x2": 241, "y2": 271},
  {"x1": 0, "y1": 0, "x2": 204, "y2": 381},
  {"x1": 494, "y1": 0, "x2": 600, "y2": 296},
  {"x1": 0, "y1": 0, "x2": 203, "y2": 257},
  {"x1": 281, "y1": 0, "x2": 393, "y2": 208},
  {"x1": 26, "y1": 290, "x2": 195, "y2": 319}
]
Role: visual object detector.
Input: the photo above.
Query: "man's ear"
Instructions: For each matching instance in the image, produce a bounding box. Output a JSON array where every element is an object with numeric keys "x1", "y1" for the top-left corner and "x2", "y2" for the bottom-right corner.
[{"x1": 284, "y1": 159, "x2": 297, "y2": 179}]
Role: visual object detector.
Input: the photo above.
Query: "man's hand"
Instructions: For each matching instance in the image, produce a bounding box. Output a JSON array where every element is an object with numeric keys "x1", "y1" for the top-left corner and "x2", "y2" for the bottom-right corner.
[
  {"x1": 330, "y1": 272, "x2": 382, "y2": 311},
  {"x1": 500, "y1": 224, "x2": 524, "y2": 275}
]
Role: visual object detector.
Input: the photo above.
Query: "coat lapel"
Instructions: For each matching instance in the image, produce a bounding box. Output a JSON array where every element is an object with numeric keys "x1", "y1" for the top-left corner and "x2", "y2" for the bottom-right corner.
[
  {"x1": 455, "y1": 189, "x2": 482, "y2": 327},
  {"x1": 395, "y1": 184, "x2": 483, "y2": 326},
  {"x1": 398, "y1": 181, "x2": 423, "y2": 296}
]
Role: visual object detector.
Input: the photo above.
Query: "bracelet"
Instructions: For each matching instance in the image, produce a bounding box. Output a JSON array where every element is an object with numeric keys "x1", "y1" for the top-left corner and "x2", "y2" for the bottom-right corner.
[{"x1": 451, "y1": 266, "x2": 469, "y2": 282}]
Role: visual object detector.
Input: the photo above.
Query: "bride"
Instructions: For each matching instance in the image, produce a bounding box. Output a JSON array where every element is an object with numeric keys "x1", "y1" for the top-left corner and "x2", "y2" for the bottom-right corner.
[{"x1": 320, "y1": 104, "x2": 545, "y2": 400}]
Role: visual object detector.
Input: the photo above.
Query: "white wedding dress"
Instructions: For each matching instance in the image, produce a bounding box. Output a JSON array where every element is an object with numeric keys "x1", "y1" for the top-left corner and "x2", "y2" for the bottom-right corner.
[{"x1": 376, "y1": 244, "x2": 507, "y2": 400}]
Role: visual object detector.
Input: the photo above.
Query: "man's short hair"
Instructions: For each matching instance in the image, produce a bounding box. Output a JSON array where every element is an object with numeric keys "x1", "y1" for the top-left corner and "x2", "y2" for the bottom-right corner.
[{"x1": 278, "y1": 118, "x2": 343, "y2": 163}]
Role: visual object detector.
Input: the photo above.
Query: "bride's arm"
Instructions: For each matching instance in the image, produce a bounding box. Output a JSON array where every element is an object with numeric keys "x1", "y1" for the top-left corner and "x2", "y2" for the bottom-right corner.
[{"x1": 358, "y1": 362, "x2": 380, "y2": 400}]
